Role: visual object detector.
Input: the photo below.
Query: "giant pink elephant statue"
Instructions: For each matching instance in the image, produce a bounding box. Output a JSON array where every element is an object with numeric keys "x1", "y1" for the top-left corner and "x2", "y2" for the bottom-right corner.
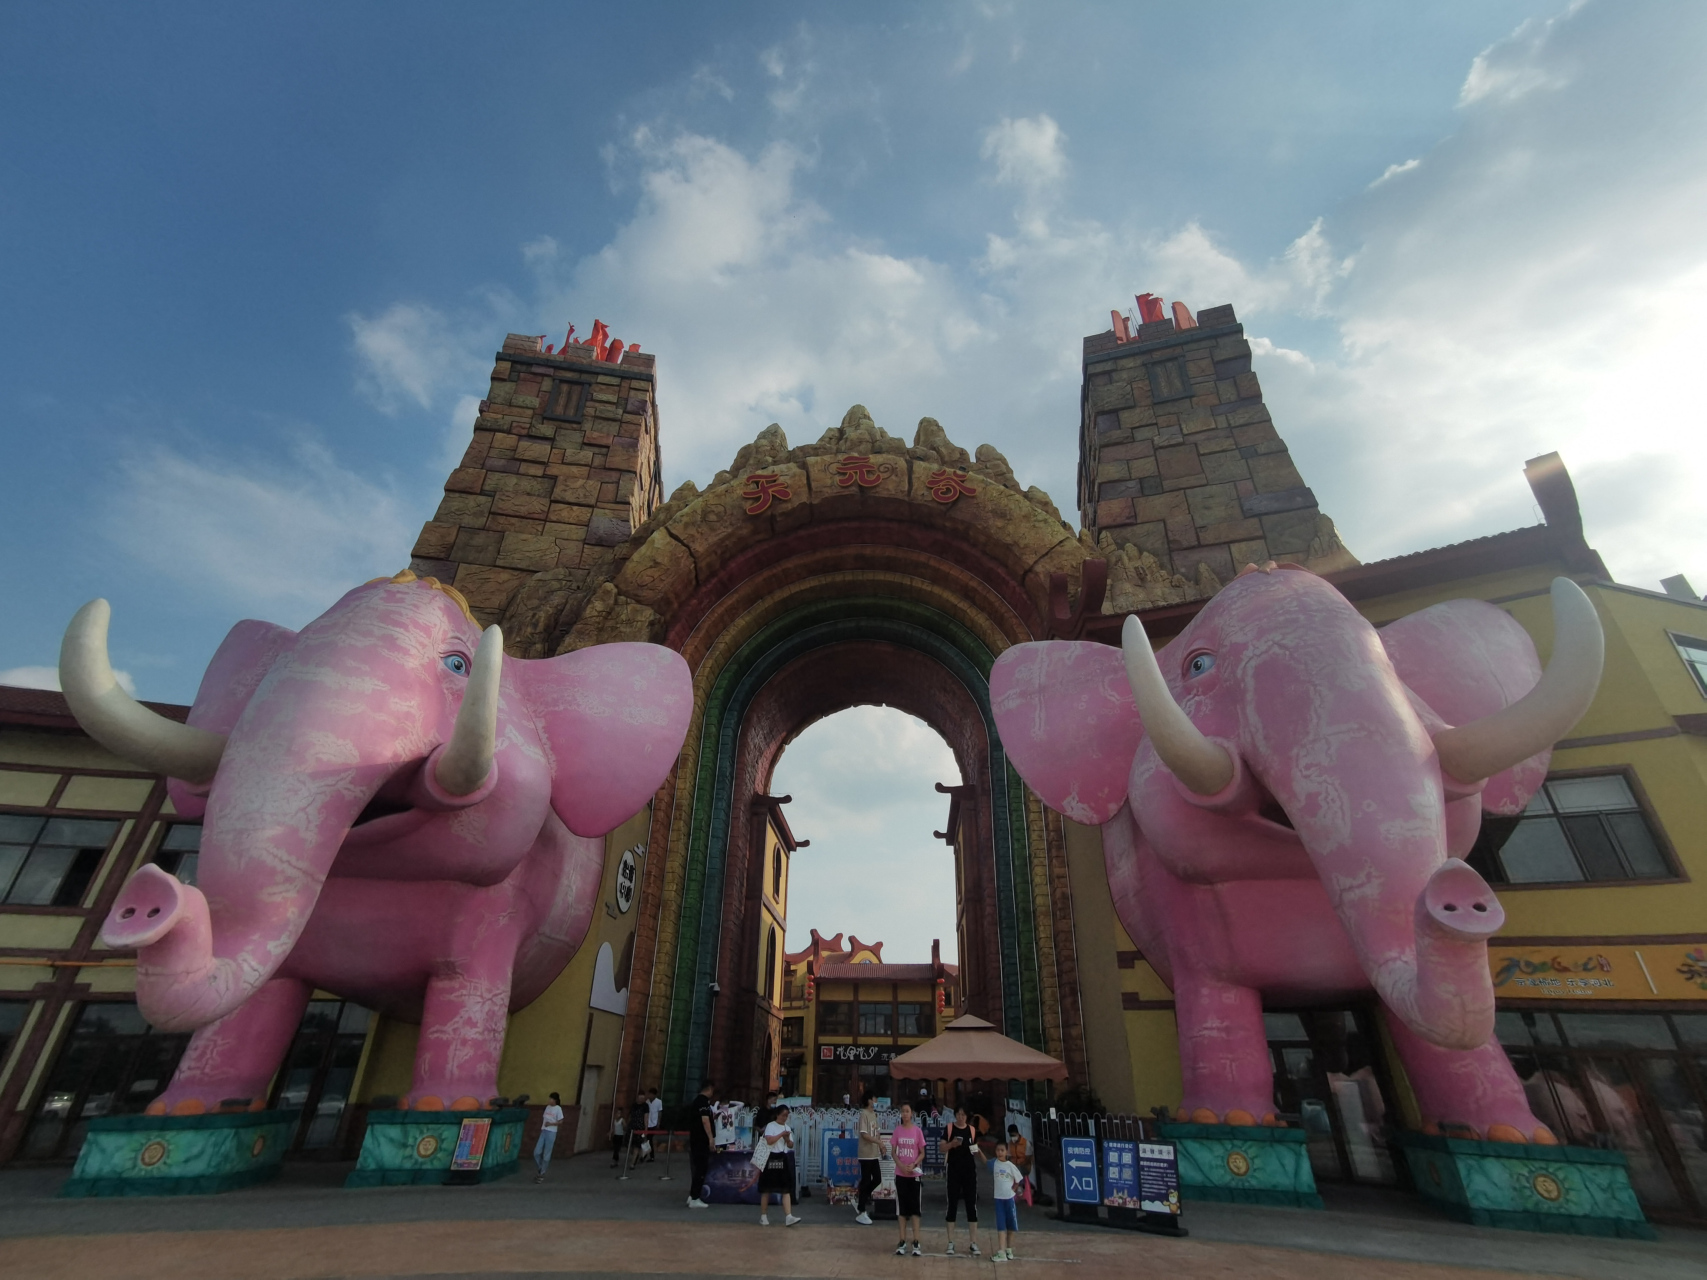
[
  {"x1": 991, "y1": 564, "x2": 1603, "y2": 1143},
  {"x1": 59, "y1": 571, "x2": 691, "y2": 1114}
]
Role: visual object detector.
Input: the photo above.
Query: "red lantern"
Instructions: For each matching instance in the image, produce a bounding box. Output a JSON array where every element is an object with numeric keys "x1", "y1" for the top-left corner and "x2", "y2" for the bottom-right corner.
[{"x1": 935, "y1": 978, "x2": 946, "y2": 1015}]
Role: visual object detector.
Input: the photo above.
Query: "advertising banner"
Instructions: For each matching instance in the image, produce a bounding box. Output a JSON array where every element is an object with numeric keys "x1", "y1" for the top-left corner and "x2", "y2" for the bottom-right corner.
[
  {"x1": 1061, "y1": 1136, "x2": 1099, "y2": 1204},
  {"x1": 1102, "y1": 1138, "x2": 1138, "y2": 1207},
  {"x1": 449, "y1": 1118, "x2": 490, "y2": 1172},
  {"x1": 1138, "y1": 1141, "x2": 1181, "y2": 1216},
  {"x1": 823, "y1": 1133, "x2": 862, "y2": 1203},
  {"x1": 1489, "y1": 944, "x2": 1707, "y2": 1001}
]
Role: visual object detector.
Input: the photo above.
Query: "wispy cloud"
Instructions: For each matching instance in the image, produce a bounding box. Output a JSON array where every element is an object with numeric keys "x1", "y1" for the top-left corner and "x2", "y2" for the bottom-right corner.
[
  {"x1": 1369, "y1": 157, "x2": 1420, "y2": 188},
  {"x1": 773, "y1": 706, "x2": 961, "y2": 964}
]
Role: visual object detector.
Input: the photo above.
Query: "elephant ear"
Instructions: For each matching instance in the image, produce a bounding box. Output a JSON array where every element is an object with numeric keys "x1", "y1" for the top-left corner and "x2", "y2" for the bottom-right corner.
[
  {"x1": 990, "y1": 641, "x2": 1141, "y2": 825},
  {"x1": 519, "y1": 642, "x2": 694, "y2": 838},
  {"x1": 168, "y1": 620, "x2": 297, "y2": 816},
  {"x1": 1380, "y1": 599, "x2": 1547, "y2": 815}
]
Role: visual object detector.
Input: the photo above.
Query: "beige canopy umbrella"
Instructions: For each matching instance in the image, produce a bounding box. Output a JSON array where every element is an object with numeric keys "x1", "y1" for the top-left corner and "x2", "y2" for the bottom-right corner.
[{"x1": 887, "y1": 1014, "x2": 1069, "y2": 1081}]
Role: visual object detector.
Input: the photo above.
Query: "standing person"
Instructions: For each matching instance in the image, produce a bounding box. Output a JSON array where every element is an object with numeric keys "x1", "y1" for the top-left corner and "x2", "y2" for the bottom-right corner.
[
  {"x1": 1005, "y1": 1124, "x2": 1030, "y2": 1197},
  {"x1": 890, "y1": 1102, "x2": 926, "y2": 1256},
  {"x1": 627, "y1": 1094, "x2": 651, "y2": 1170},
  {"x1": 989, "y1": 1142, "x2": 1024, "y2": 1262},
  {"x1": 754, "y1": 1103, "x2": 802, "y2": 1226},
  {"x1": 534, "y1": 1092, "x2": 564, "y2": 1183},
  {"x1": 854, "y1": 1091, "x2": 883, "y2": 1225},
  {"x1": 646, "y1": 1088, "x2": 664, "y2": 1161},
  {"x1": 942, "y1": 1106, "x2": 982, "y2": 1255},
  {"x1": 687, "y1": 1081, "x2": 715, "y2": 1209}
]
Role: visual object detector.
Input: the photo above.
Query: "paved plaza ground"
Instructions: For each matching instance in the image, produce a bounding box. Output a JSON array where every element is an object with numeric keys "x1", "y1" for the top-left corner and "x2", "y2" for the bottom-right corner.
[{"x1": 2, "y1": 1150, "x2": 1703, "y2": 1280}]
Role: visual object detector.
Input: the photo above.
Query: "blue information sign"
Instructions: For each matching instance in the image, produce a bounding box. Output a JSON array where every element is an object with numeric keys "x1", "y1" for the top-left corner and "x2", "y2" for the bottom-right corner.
[
  {"x1": 1101, "y1": 1138, "x2": 1138, "y2": 1207},
  {"x1": 1061, "y1": 1136, "x2": 1099, "y2": 1204},
  {"x1": 1138, "y1": 1141, "x2": 1181, "y2": 1216}
]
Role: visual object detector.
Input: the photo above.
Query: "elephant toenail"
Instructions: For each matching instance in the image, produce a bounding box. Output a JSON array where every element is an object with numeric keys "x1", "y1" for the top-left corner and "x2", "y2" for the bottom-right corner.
[
  {"x1": 120, "y1": 907, "x2": 135, "y2": 919},
  {"x1": 146, "y1": 907, "x2": 160, "y2": 918}
]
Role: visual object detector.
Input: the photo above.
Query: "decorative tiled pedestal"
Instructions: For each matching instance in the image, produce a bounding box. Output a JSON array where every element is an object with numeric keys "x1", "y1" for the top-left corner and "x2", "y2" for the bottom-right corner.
[
  {"x1": 345, "y1": 1107, "x2": 525, "y2": 1188},
  {"x1": 1397, "y1": 1131, "x2": 1656, "y2": 1239},
  {"x1": 60, "y1": 1110, "x2": 298, "y2": 1197},
  {"x1": 1158, "y1": 1123, "x2": 1323, "y2": 1209}
]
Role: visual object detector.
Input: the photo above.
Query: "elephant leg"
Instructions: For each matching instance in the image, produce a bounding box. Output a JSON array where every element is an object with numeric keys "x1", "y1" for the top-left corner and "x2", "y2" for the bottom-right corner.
[
  {"x1": 147, "y1": 977, "x2": 311, "y2": 1115},
  {"x1": 408, "y1": 964, "x2": 515, "y2": 1111},
  {"x1": 1385, "y1": 1013, "x2": 1555, "y2": 1144},
  {"x1": 1174, "y1": 973, "x2": 1276, "y2": 1125}
]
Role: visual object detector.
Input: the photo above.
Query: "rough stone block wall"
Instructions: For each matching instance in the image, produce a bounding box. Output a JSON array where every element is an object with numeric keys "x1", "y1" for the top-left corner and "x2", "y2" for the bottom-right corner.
[
  {"x1": 409, "y1": 334, "x2": 663, "y2": 627},
  {"x1": 1078, "y1": 304, "x2": 1326, "y2": 582}
]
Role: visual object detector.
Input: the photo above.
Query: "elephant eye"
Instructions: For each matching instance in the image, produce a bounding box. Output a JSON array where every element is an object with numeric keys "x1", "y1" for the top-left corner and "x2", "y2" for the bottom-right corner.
[
  {"x1": 442, "y1": 653, "x2": 470, "y2": 676},
  {"x1": 1186, "y1": 651, "x2": 1216, "y2": 678}
]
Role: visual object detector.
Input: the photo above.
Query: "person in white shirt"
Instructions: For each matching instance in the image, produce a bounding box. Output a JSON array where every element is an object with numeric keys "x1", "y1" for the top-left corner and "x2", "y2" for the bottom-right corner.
[
  {"x1": 989, "y1": 1141, "x2": 1023, "y2": 1262},
  {"x1": 752, "y1": 1103, "x2": 802, "y2": 1226},
  {"x1": 646, "y1": 1088, "x2": 663, "y2": 1161},
  {"x1": 534, "y1": 1092, "x2": 565, "y2": 1183}
]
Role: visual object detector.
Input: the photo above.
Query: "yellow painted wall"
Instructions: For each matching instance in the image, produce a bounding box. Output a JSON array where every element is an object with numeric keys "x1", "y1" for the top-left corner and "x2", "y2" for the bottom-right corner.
[{"x1": 1060, "y1": 817, "x2": 1136, "y2": 1113}]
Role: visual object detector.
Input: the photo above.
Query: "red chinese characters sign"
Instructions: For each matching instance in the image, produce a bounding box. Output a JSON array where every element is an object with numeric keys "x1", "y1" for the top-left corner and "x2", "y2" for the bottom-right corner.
[
  {"x1": 742, "y1": 472, "x2": 792, "y2": 515},
  {"x1": 833, "y1": 454, "x2": 884, "y2": 488},
  {"x1": 926, "y1": 468, "x2": 978, "y2": 504}
]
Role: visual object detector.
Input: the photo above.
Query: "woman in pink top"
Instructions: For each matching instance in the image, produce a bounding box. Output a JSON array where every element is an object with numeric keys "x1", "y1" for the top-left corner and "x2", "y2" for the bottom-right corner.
[{"x1": 889, "y1": 1103, "x2": 926, "y2": 1256}]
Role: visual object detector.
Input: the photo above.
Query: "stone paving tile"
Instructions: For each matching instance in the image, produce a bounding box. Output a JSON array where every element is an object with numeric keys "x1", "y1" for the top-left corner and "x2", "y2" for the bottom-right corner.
[{"x1": 2, "y1": 1219, "x2": 1549, "y2": 1280}]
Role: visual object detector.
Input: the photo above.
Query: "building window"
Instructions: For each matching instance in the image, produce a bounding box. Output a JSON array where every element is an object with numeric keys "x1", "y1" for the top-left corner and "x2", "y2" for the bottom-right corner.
[
  {"x1": 1671, "y1": 632, "x2": 1707, "y2": 697},
  {"x1": 896, "y1": 1004, "x2": 932, "y2": 1038},
  {"x1": 771, "y1": 847, "x2": 783, "y2": 900},
  {"x1": 781, "y1": 1017, "x2": 804, "y2": 1048},
  {"x1": 763, "y1": 927, "x2": 778, "y2": 1002},
  {"x1": 0, "y1": 999, "x2": 29, "y2": 1069},
  {"x1": 1469, "y1": 773, "x2": 1672, "y2": 885},
  {"x1": 858, "y1": 1002, "x2": 893, "y2": 1037},
  {"x1": 22, "y1": 1002, "x2": 190, "y2": 1161},
  {"x1": 543, "y1": 378, "x2": 589, "y2": 421},
  {"x1": 271, "y1": 999, "x2": 373, "y2": 1152},
  {"x1": 153, "y1": 823, "x2": 201, "y2": 886},
  {"x1": 816, "y1": 1001, "x2": 852, "y2": 1036},
  {"x1": 0, "y1": 816, "x2": 119, "y2": 907},
  {"x1": 1146, "y1": 357, "x2": 1191, "y2": 403}
]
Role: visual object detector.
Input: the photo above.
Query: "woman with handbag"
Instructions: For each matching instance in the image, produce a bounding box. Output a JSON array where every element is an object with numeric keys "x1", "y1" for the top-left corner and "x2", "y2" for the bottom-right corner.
[{"x1": 753, "y1": 1103, "x2": 802, "y2": 1226}]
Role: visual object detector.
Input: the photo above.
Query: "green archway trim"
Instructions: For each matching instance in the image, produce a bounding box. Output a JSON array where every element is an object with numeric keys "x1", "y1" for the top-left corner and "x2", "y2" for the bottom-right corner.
[{"x1": 660, "y1": 595, "x2": 1043, "y2": 1099}]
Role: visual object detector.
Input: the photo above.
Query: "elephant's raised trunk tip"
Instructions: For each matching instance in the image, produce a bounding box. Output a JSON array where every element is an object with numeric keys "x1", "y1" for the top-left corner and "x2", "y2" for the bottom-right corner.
[
  {"x1": 59, "y1": 599, "x2": 226, "y2": 784},
  {"x1": 1433, "y1": 577, "x2": 1604, "y2": 784},
  {"x1": 1121, "y1": 614, "x2": 1234, "y2": 796},
  {"x1": 434, "y1": 624, "x2": 503, "y2": 797}
]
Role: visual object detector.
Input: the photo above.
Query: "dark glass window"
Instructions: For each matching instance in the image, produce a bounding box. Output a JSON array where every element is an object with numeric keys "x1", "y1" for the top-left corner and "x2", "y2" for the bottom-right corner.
[
  {"x1": 1470, "y1": 775, "x2": 1670, "y2": 885},
  {"x1": 763, "y1": 927, "x2": 778, "y2": 1002},
  {"x1": 0, "y1": 999, "x2": 30, "y2": 1069},
  {"x1": 858, "y1": 1002, "x2": 893, "y2": 1037},
  {"x1": 816, "y1": 1001, "x2": 852, "y2": 1036},
  {"x1": 896, "y1": 1003, "x2": 932, "y2": 1038},
  {"x1": 1671, "y1": 632, "x2": 1707, "y2": 697},
  {"x1": 781, "y1": 1017, "x2": 804, "y2": 1048},
  {"x1": 543, "y1": 378, "x2": 588, "y2": 421},
  {"x1": 22, "y1": 1002, "x2": 190, "y2": 1160},
  {"x1": 153, "y1": 823, "x2": 201, "y2": 886},
  {"x1": 271, "y1": 999, "x2": 374, "y2": 1152},
  {"x1": 0, "y1": 815, "x2": 119, "y2": 906},
  {"x1": 771, "y1": 848, "x2": 783, "y2": 900}
]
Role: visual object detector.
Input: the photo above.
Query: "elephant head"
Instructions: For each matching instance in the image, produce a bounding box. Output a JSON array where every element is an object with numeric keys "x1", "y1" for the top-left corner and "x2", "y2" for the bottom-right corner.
[
  {"x1": 61, "y1": 570, "x2": 691, "y2": 1032},
  {"x1": 991, "y1": 566, "x2": 1602, "y2": 1050}
]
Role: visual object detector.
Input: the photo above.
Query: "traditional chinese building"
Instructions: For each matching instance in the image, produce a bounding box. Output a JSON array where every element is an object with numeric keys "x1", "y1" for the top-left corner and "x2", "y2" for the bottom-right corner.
[{"x1": 775, "y1": 930, "x2": 959, "y2": 1105}]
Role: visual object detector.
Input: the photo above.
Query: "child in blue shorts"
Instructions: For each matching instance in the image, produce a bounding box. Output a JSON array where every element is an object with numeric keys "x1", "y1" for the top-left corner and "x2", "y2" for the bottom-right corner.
[{"x1": 989, "y1": 1141, "x2": 1023, "y2": 1261}]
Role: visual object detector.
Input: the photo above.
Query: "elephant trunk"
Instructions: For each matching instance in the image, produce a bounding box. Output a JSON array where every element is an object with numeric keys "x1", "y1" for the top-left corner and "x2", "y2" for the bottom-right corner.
[
  {"x1": 1244, "y1": 603, "x2": 1503, "y2": 1050},
  {"x1": 102, "y1": 603, "x2": 437, "y2": 1030}
]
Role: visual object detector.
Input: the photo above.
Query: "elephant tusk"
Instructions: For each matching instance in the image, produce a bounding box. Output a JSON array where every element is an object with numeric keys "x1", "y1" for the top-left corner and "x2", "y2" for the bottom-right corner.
[
  {"x1": 59, "y1": 600, "x2": 226, "y2": 785},
  {"x1": 434, "y1": 624, "x2": 503, "y2": 797},
  {"x1": 1434, "y1": 577, "x2": 1605, "y2": 785},
  {"x1": 1122, "y1": 614, "x2": 1235, "y2": 796}
]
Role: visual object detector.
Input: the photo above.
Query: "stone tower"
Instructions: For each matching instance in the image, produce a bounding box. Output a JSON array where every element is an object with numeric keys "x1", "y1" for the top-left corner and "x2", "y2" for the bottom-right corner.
[
  {"x1": 1078, "y1": 300, "x2": 1352, "y2": 583},
  {"x1": 408, "y1": 330, "x2": 664, "y2": 636}
]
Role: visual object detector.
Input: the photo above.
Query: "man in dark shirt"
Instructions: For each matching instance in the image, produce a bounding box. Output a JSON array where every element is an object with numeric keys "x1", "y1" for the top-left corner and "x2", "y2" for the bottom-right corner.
[{"x1": 688, "y1": 1081, "x2": 715, "y2": 1209}]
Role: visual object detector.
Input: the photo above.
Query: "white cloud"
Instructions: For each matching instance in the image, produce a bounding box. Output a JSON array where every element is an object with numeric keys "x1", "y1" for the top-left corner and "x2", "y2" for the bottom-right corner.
[
  {"x1": 980, "y1": 114, "x2": 1067, "y2": 192},
  {"x1": 1369, "y1": 158, "x2": 1420, "y2": 188},
  {"x1": 0, "y1": 665, "x2": 137, "y2": 696},
  {"x1": 1459, "y1": 7, "x2": 1580, "y2": 106},
  {"x1": 348, "y1": 302, "x2": 488, "y2": 413},
  {"x1": 772, "y1": 706, "x2": 961, "y2": 963},
  {"x1": 104, "y1": 441, "x2": 420, "y2": 624}
]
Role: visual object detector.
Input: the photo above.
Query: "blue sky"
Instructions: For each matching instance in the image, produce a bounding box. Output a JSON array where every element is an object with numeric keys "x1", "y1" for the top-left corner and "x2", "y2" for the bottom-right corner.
[{"x1": 4, "y1": 3, "x2": 1704, "y2": 959}]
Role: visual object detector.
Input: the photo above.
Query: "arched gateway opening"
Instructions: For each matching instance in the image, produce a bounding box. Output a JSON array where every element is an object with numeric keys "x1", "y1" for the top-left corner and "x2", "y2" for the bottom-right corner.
[{"x1": 496, "y1": 406, "x2": 1117, "y2": 1108}]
